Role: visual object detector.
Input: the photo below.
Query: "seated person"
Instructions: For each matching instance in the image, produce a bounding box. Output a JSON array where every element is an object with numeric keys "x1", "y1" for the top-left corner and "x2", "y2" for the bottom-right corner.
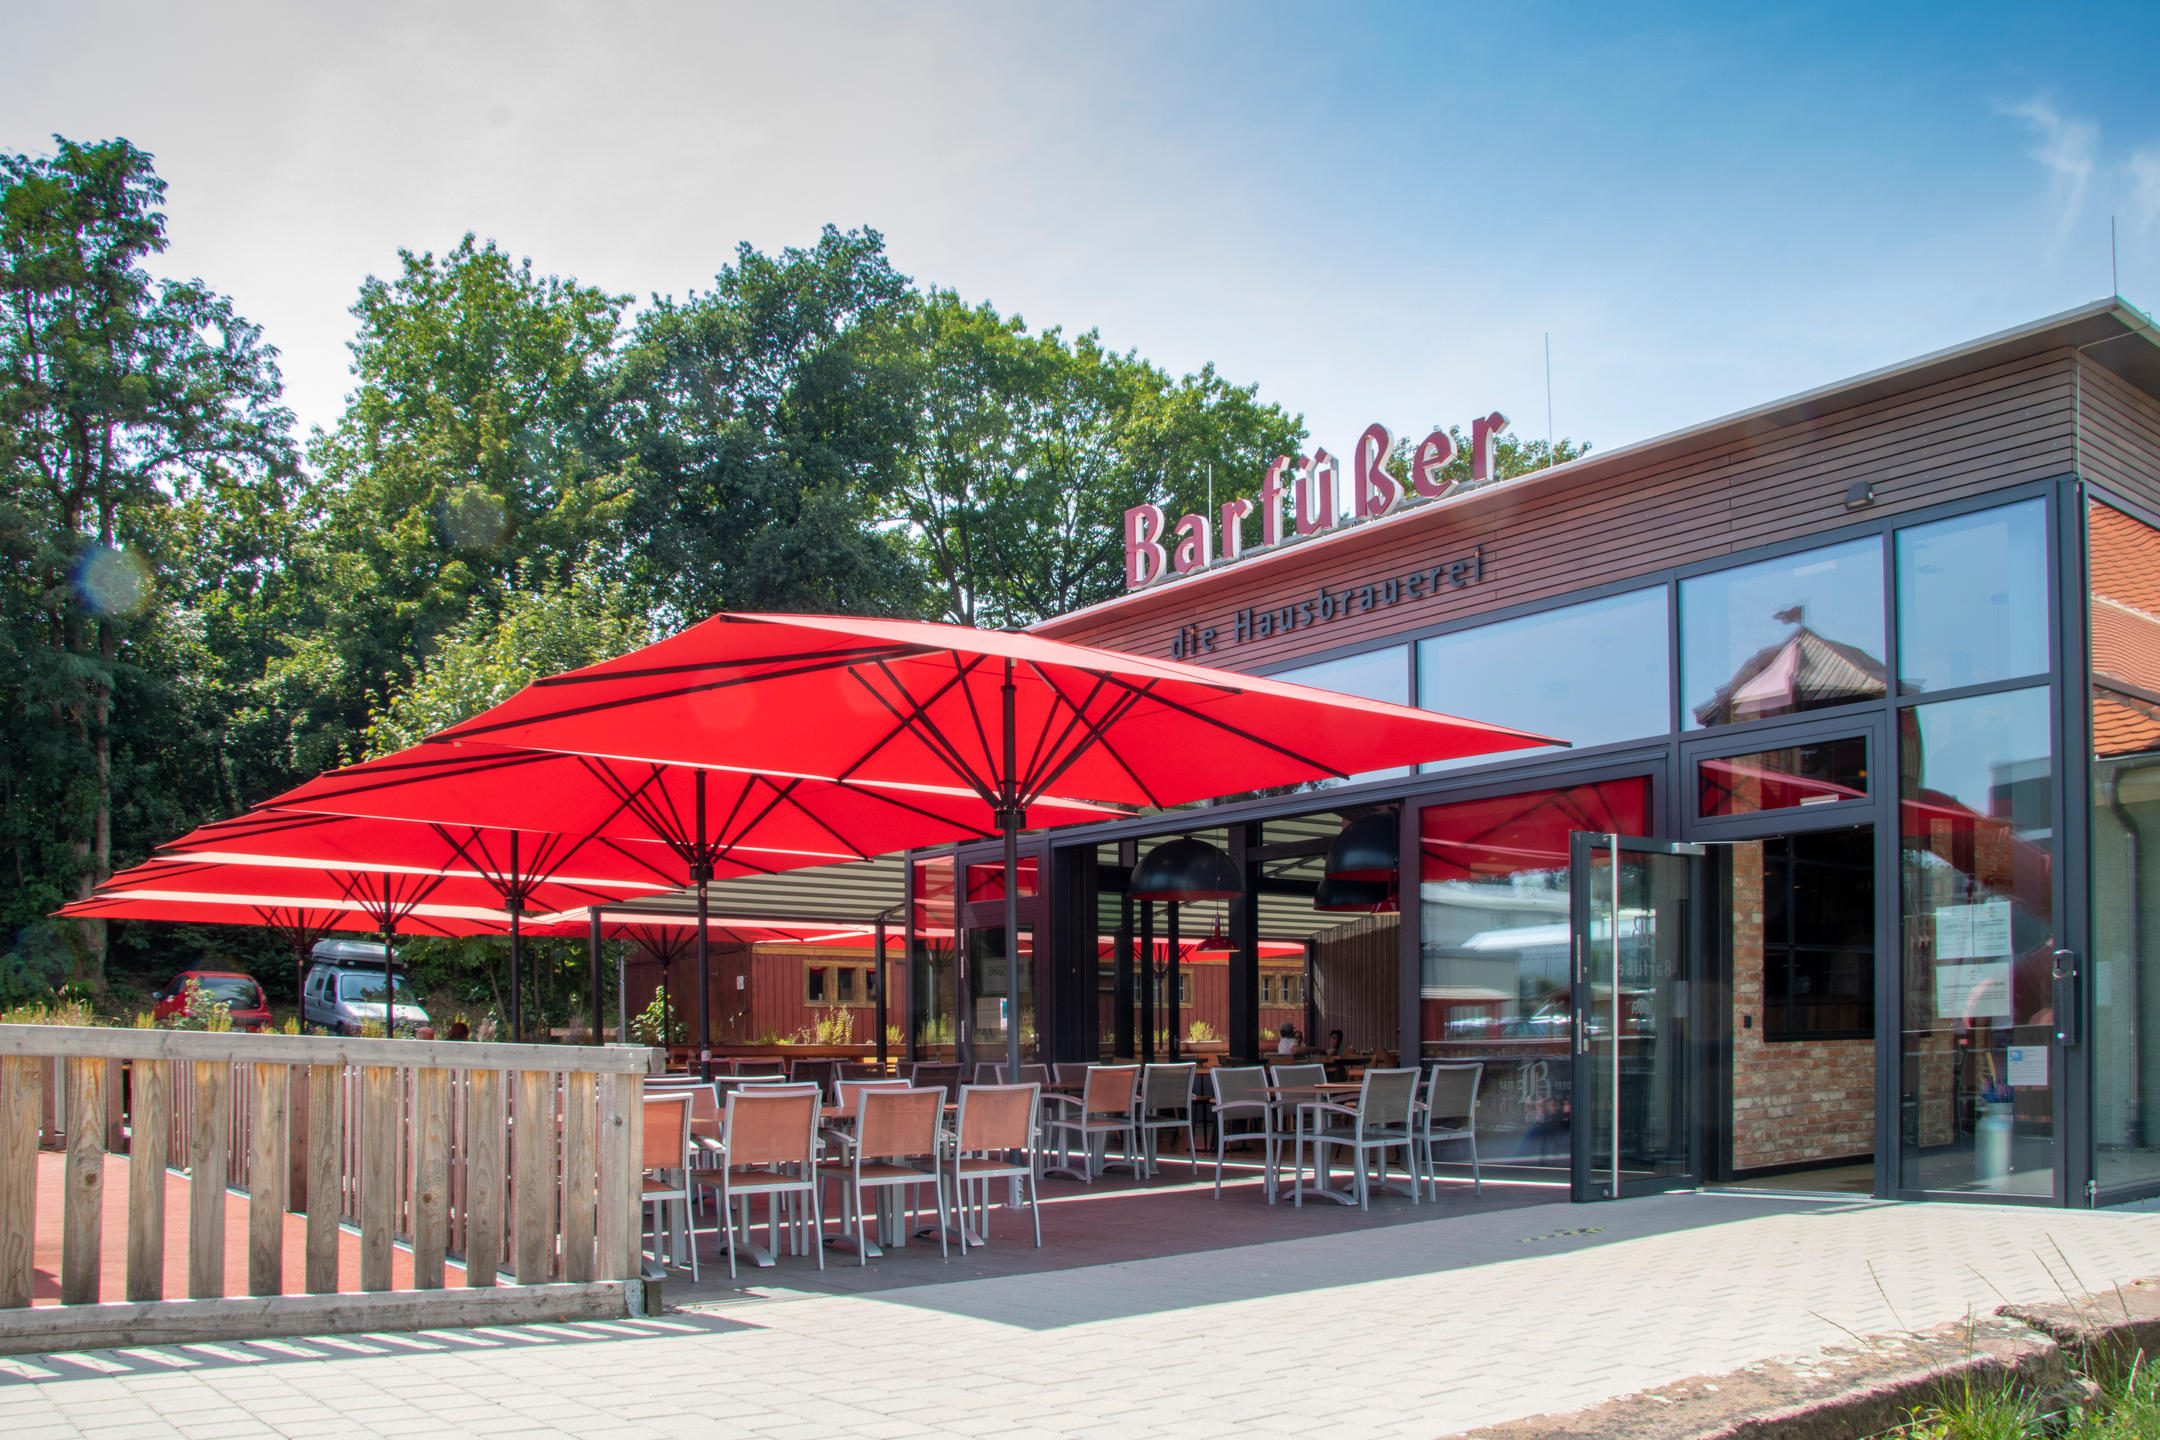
[
  {"x1": 1324, "y1": 1029, "x2": 1345, "y2": 1056},
  {"x1": 1275, "y1": 1023, "x2": 1302, "y2": 1055}
]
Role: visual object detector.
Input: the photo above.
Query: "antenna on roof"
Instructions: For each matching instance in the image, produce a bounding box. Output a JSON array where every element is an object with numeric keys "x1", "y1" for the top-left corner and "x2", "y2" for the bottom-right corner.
[
  {"x1": 2112, "y1": 216, "x2": 2120, "y2": 297},
  {"x1": 1544, "y1": 332, "x2": 1554, "y2": 469}
]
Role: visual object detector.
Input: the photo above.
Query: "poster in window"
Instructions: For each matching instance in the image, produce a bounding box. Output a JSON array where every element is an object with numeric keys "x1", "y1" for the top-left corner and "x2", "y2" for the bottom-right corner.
[{"x1": 1935, "y1": 961, "x2": 2013, "y2": 1020}]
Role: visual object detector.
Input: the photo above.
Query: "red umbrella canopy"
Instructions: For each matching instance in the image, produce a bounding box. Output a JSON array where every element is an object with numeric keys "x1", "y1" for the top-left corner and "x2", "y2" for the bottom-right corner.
[
  {"x1": 158, "y1": 810, "x2": 694, "y2": 904},
  {"x1": 79, "y1": 856, "x2": 603, "y2": 929},
  {"x1": 259, "y1": 741, "x2": 1123, "y2": 865},
  {"x1": 59, "y1": 865, "x2": 520, "y2": 938},
  {"x1": 428, "y1": 613, "x2": 1562, "y2": 810}
]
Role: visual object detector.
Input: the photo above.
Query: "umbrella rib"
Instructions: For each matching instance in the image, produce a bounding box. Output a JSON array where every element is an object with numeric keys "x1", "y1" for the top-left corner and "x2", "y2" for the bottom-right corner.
[
  {"x1": 1086, "y1": 671, "x2": 1350, "y2": 780},
  {"x1": 841, "y1": 665, "x2": 998, "y2": 804},
  {"x1": 950, "y1": 652, "x2": 1007, "y2": 799},
  {"x1": 527, "y1": 640, "x2": 926, "y2": 689},
  {"x1": 752, "y1": 777, "x2": 878, "y2": 862},
  {"x1": 1014, "y1": 663, "x2": 1118, "y2": 800},
  {"x1": 1022, "y1": 671, "x2": 1164, "y2": 809}
]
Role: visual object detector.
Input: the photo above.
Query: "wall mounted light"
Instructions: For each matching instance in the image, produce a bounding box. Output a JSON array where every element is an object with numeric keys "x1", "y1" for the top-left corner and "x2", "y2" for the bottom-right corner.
[{"x1": 1844, "y1": 480, "x2": 1875, "y2": 510}]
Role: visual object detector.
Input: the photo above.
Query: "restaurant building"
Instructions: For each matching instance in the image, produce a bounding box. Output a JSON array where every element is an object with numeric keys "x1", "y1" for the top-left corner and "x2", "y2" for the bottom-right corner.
[{"x1": 864, "y1": 297, "x2": 2160, "y2": 1210}]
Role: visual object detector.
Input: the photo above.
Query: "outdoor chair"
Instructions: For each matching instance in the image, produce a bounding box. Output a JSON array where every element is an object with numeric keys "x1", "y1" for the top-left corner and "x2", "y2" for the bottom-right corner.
[
  {"x1": 826, "y1": 1079, "x2": 913, "y2": 1159},
  {"x1": 790, "y1": 1057, "x2": 838, "y2": 1091},
  {"x1": 1052, "y1": 1063, "x2": 1091, "y2": 1087},
  {"x1": 1293, "y1": 1067, "x2": 1421, "y2": 1211},
  {"x1": 836, "y1": 1061, "x2": 887, "y2": 1083},
  {"x1": 835, "y1": 1087, "x2": 950, "y2": 1265},
  {"x1": 1015, "y1": 1063, "x2": 1051, "y2": 1089},
  {"x1": 1416, "y1": 1063, "x2": 1484, "y2": 1198},
  {"x1": 1041, "y1": 1065, "x2": 1140, "y2": 1182},
  {"x1": 1137, "y1": 1063, "x2": 1199, "y2": 1179},
  {"x1": 951, "y1": 1083, "x2": 1042, "y2": 1252},
  {"x1": 1208, "y1": 1066, "x2": 1287, "y2": 1201},
  {"x1": 909, "y1": 1062, "x2": 961, "y2": 1103},
  {"x1": 1268, "y1": 1062, "x2": 1328, "y2": 1100},
  {"x1": 639, "y1": 1093, "x2": 697, "y2": 1280},
  {"x1": 732, "y1": 1059, "x2": 786, "y2": 1077},
  {"x1": 973, "y1": 1062, "x2": 1004, "y2": 1085},
  {"x1": 702, "y1": 1086, "x2": 825, "y2": 1278}
]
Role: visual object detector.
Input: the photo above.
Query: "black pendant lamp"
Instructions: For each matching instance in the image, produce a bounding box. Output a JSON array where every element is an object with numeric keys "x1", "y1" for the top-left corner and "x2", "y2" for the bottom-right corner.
[
  {"x1": 1323, "y1": 809, "x2": 1400, "y2": 882},
  {"x1": 1313, "y1": 876, "x2": 1398, "y2": 913},
  {"x1": 1130, "y1": 835, "x2": 1243, "y2": 902}
]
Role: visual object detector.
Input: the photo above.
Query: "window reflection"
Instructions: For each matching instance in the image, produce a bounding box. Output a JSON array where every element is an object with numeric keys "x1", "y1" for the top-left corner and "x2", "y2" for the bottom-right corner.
[
  {"x1": 1683, "y1": 538, "x2": 1885, "y2": 727},
  {"x1": 1898, "y1": 687, "x2": 2054, "y2": 1195},
  {"x1": 1418, "y1": 588, "x2": 1670, "y2": 768},
  {"x1": 1418, "y1": 778, "x2": 1651, "y2": 1168},
  {"x1": 1276, "y1": 646, "x2": 1410, "y2": 782},
  {"x1": 910, "y1": 855, "x2": 958, "y2": 1059},
  {"x1": 1897, "y1": 499, "x2": 2048, "y2": 694},
  {"x1": 1697, "y1": 736, "x2": 1869, "y2": 818}
]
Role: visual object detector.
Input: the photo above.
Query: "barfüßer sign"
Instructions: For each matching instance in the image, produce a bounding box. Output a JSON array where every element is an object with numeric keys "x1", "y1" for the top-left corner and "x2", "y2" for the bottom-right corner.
[{"x1": 1125, "y1": 413, "x2": 1506, "y2": 593}]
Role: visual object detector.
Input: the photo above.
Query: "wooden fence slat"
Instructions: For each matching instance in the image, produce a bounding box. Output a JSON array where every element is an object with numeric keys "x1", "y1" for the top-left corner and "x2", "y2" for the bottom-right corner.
[
  {"x1": 126, "y1": 1059, "x2": 169, "y2": 1302},
  {"x1": 103, "y1": 1059, "x2": 125, "y2": 1153},
  {"x1": 411, "y1": 1068, "x2": 449, "y2": 1290},
  {"x1": 360, "y1": 1066, "x2": 395, "y2": 1292},
  {"x1": 248, "y1": 1064, "x2": 288, "y2": 1297},
  {"x1": 0, "y1": 1057, "x2": 39, "y2": 1308},
  {"x1": 188, "y1": 1061, "x2": 229, "y2": 1300},
  {"x1": 594, "y1": 1072, "x2": 639, "y2": 1284},
  {"x1": 464, "y1": 1070, "x2": 503, "y2": 1288},
  {"x1": 560, "y1": 1072, "x2": 595, "y2": 1284},
  {"x1": 287, "y1": 1060, "x2": 309, "y2": 1214},
  {"x1": 305, "y1": 1065, "x2": 340, "y2": 1295},
  {"x1": 514, "y1": 1069, "x2": 554, "y2": 1285},
  {"x1": 61, "y1": 1057, "x2": 105, "y2": 1305}
]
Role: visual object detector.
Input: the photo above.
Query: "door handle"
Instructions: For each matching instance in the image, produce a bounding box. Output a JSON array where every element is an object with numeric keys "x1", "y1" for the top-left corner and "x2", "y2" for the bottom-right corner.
[{"x1": 2052, "y1": 949, "x2": 2080, "y2": 1047}]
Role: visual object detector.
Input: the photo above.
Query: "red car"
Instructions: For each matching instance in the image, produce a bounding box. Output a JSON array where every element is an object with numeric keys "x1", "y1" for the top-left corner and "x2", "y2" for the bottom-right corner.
[{"x1": 153, "y1": 971, "x2": 272, "y2": 1031}]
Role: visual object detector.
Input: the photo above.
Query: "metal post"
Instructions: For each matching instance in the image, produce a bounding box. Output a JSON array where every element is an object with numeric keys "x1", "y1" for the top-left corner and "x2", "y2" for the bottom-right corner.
[
  {"x1": 588, "y1": 908, "x2": 604, "y2": 1045},
  {"x1": 1166, "y1": 901, "x2": 1181, "y2": 1061},
  {"x1": 1139, "y1": 900, "x2": 1155, "y2": 1063},
  {"x1": 874, "y1": 918, "x2": 889, "y2": 1071},
  {"x1": 507, "y1": 832, "x2": 522, "y2": 1043},
  {"x1": 1002, "y1": 660, "x2": 1023, "y2": 1084},
  {"x1": 1609, "y1": 833, "x2": 1622, "y2": 1199},
  {"x1": 696, "y1": 769, "x2": 712, "y2": 1082},
  {"x1": 381, "y1": 925, "x2": 397, "y2": 1036}
]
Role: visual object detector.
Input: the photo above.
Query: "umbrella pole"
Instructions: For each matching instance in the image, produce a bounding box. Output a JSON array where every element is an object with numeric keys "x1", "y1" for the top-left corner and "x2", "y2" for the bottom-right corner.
[
  {"x1": 1167, "y1": 902, "x2": 1181, "y2": 1062},
  {"x1": 381, "y1": 925, "x2": 396, "y2": 1037},
  {"x1": 696, "y1": 769, "x2": 712, "y2": 1082},
  {"x1": 588, "y1": 908, "x2": 603, "y2": 1046},
  {"x1": 1001, "y1": 661, "x2": 1022, "y2": 1084},
  {"x1": 874, "y1": 918, "x2": 888, "y2": 1072},
  {"x1": 508, "y1": 906, "x2": 522, "y2": 1043}
]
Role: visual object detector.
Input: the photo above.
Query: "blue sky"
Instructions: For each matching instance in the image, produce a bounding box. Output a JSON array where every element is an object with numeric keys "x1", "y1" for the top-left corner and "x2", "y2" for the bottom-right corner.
[{"x1": 4, "y1": 1, "x2": 2157, "y2": 474}]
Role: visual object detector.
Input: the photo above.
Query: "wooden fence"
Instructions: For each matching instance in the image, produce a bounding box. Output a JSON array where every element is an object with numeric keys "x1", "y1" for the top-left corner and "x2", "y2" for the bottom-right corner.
[{"x1": 0, "y1": 1025, "x2": 650, "y2": 1353}]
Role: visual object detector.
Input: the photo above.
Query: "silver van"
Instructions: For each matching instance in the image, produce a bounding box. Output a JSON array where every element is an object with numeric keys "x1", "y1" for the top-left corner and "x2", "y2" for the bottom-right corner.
[{"x1": 303, "y1": 938, "x2": 431, "y2": 1035}]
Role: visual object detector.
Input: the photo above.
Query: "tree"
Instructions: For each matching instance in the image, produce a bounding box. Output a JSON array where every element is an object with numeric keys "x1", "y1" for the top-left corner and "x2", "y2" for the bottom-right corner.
[
  {"x1": 0, "y1": 136, "x2": 296, "y2": 990},
  {"x1": 298, "y1": 236, "x2": 632, "y2": 767},
  {"x1": 612, "y1": 225, "x2": 927, "y2": 625}
]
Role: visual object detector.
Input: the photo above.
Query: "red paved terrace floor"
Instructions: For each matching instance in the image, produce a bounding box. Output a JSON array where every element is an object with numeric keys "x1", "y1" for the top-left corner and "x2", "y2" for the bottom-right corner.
[{"x1": 31, "y1": 1150, "x2": 465, "y2": 1304}]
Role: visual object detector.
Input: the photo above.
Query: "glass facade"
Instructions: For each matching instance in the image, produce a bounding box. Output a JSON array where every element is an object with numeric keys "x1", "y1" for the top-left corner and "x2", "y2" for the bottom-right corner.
[
  {"x1": 1898, "y1": 687, "x2": 2055, "y2": 1196},
  {"x1": 1697, "y1": 736, "x2": 1870, "y2": 818},
  {"x1": 1417, "y1": 587, "x2": 1670, "y2": 767},
  {"x1": 1681, "y1": 537, "x2": 1886, "y2": 727},
  {"x1": 2090, "y1": 501, "x2": 2160, "y2": 1193},
  {"x1": 1896, "y1": 498, "x2": 2049, "y2": 694},
  {"x1": 909, "y1": 855, "x2": 958, "y2": 1059},
  {"x1": 1278, "y1": 646, "x2": 1411, "y2": 781}
]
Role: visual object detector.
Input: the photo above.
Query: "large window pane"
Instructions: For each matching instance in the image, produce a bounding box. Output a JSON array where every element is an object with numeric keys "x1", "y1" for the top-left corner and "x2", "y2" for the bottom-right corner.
[
  {"x1": 909, "y1": 855, "x2": 958, "y2": 1060},
  {"x1": 1898, "y1": 687, "x2": 2054, "y2": 1196},
  {"x1": 1277, "y1": 646, "x2": 1409, "y2": 782},
  {"x1": 1417, "y1": 588, "x2": 1670, "y2": 768},
  {"x1": 1683, "y1": 538, "x2": 1885, "y2": 727},
  {"x1": 2090, "y1": 500, "x2": 2160, "y2": 1193},
  {"x1": 1897, "y1": 498, "x2": 2049, "y2": 694},
  {"x1": 1418, "y1": 777, "x2": 1651, "y2": 1170}
]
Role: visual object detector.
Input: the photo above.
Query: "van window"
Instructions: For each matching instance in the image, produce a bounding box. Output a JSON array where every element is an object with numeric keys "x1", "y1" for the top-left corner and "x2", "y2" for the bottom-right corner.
[{"x1": 338, "y1": 973, "x2": 416, "y2": 1002}]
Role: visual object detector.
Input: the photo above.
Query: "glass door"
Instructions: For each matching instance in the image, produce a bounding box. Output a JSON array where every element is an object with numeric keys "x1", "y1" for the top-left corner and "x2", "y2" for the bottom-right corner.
[{"x1": 1570, "y1": 832, "x2": 1707, "y2": 1201}]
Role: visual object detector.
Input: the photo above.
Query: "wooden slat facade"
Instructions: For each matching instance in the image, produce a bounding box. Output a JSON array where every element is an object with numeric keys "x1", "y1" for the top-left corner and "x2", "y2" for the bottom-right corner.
[{"x1": 2081, "y1": 356, "x2": 2160, "y2": 513}]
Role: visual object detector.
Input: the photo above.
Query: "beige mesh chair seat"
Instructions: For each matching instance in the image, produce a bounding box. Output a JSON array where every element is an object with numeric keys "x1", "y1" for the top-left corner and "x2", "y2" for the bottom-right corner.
[
  {"x1": 703, "y1": 1087, "x2": 825, "y2": 1279},
  {"x1": 1292, "y1": 1067, "x2": 1422, "y2": 1211},
  {"x1": 951, "y1": 1083, "x2": 1042, "y2": 1251},
  {"x1": 1416, "y1": 1063, "x2": 1485, "y2": 1198},
  {"x1": 640, "y1": 1093, "x2": 697, "y2": 1280},
  {"x1": 1208, "y1": 1066, "x2": 1288, "y2": 1201},
  {"x1": 1041, "y1": 1065, "x2": 1140, "y2": 1182},
  {"x1": 835, "y1": 1087, "x2": 950, "y2": 1265},
  {"x1": 1137, "y1": 1063, "x2": 1199, "y2": 1179}
]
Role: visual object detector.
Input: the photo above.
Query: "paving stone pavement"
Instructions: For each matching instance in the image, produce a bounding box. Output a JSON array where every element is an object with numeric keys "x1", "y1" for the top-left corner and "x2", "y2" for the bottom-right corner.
[{"x1": 6, "y1": 1190, "x2": 2160, "y2": 1439}]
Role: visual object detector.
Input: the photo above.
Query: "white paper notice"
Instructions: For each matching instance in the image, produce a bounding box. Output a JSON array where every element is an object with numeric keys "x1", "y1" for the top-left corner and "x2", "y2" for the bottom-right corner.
[
  {"x1": 1935, "y1": 906, "x2": 1974, "y2": 960},
  {"x1": 1936, "y1": 961, "x2": 2014, "y2": 1019},
  {"x1": 1971, "y1": 899, "x2": 2013, "y2": 957},
  {"x1": 2006, "y1": 1046, "x2": 2048, "y2": 1087}
]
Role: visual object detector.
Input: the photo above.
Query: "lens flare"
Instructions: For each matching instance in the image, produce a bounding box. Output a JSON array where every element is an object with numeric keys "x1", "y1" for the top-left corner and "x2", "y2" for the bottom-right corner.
[
  {"x1": 439, "y1": 485, "x2": 508, "y2": 552},
  {"x1": 73, "y1": 545, "x2": 152, "y2": 617}
]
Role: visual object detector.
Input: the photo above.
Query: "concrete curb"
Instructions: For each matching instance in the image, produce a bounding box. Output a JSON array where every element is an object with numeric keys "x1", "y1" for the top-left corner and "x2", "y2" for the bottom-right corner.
[{"x1": 1451, "y1": 1277, "x2": 2160, "y2": 1440}]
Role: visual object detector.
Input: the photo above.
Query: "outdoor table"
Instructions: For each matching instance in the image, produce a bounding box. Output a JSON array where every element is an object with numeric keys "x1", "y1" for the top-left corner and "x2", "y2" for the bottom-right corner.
[{"x1": 1275, "y1": 1084, "x2": 1404, "y2": 1207}]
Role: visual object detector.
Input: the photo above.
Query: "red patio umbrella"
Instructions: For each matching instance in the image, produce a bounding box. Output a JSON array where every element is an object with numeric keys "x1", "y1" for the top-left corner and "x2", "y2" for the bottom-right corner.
[
  {"x1": 259, "y1": 740, "x2": 1122, "y2": 1075},
  {"x1": 423, "y1": 614, "x2": 1560, "y2": 1076}
]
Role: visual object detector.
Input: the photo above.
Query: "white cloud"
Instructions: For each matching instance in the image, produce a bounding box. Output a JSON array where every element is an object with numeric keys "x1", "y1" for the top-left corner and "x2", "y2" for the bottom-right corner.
[{"x1": 2004, "y1": 96, "x2": 2098, "y2": 250}]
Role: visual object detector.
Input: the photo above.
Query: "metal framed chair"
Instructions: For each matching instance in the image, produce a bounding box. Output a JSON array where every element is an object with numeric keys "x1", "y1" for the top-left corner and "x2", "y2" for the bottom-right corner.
[
  {"x1": 1207, "y1": 1066, "x2": 1286, "y2": 1200},
  {"x1": 1052, "y1": 1063, "x2": 1091, "y2": 1087},
  {"x1": 1137, "y1": 1063, "x2": 1198, "y2": 1179},
  {"x1": 731, "y1": 1058, "x2": 787, "y2": 1077},
  {"x1": 836, "y1": 1087, "x2": 949, "y2": 1265},
  {"x1": 909, "y1": 1062, "x2": 961, "y2": 1103},
  {"x1": 1041, "y1": 1065, "x2": 1140, "y2": 1182},
  {"x1": 1416, "y1": 1063, "x2": 1484, "y2": 1198},
  {"x1": 639, "y1": 1093, "x2": 696, "y2": 1279},
  {"x1": 951, "y1": 1084, "x2": 1041, "y2": 1252},
  {"x1": 972, "y1": 1062, "x2": 1004, "y2": 1085},
  {"x1": 706, "y1": 1087, "x2": 825, "y2": 1278},
  {"x1": 1292, "y1": 1067, "x2": 1421, "y2": 1211},
  {"x1": 790, "y1": 1057, "x2": 839, "y2": 1092}
]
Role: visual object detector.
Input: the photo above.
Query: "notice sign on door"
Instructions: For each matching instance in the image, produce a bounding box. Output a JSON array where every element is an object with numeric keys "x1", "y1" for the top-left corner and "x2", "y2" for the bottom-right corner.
[
  {"x1": 1936, "y1": 962, "x2": 2014, "y2": 1020},
  {"x1": 1934, "y1": 899, "x2": 2015, "y2": 1021},
  {"x1": 2006, "y1": 1046, "x2": 2048, "y2": 1088},
  {"x1": 1935, "y1": 899, "x2": 2013, "y2": 959}
]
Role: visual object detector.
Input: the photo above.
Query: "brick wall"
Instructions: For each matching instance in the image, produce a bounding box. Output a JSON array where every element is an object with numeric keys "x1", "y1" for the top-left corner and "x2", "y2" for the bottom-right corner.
[{"x1": 1728, "y1": 842, "x2": 1877, "y2": 1171}]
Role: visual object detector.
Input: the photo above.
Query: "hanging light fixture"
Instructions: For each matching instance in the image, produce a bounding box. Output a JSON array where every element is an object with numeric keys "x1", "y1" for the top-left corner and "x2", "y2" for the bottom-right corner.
[
  {"x1": 1129, "y1": 835, "x2": 1243, "y2": 902},
  {"x1": 1313, "y1": 876, "x2": 1397, "y2": 913},
  {"x1": 1323, "y1": 809, "x2": 1400, "y2": 881},
  {"x1": 1193, "y1": 914, "x2": 1236, "y2": 952}
]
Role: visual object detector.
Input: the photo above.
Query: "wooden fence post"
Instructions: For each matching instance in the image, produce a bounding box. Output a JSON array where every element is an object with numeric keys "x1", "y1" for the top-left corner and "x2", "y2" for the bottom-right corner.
[
  {"x1": 61, "y1": 1057, "x2": 105, "y2": 1304},
  {"x1": 248, "y1": 1063, "x2": 288, "y2": 1297},
  {"x1": 464, "y1": 1069, "x2": 503, "y2": 1287},
  {"x1": 360, "y1": 1066, "x2": 395, "y2": 1292},
  {"x1": 126, "y1": 1059, "x2": 169, "y2": 1302},
  {"x1": 305, "y1": 1064, "x2": 340, "y2": 1294},
  {"x1": 0, "y1": 1057, "x2": 39, "y2": 1308},
  {"x1": 594, "y1": 1071, "x2": 638, "y2": 1283},
  {"x1": 514, "y1": 1069, "x2": 554, "y2": 1285},
  {"x1": 188, "y1": 1060, "x2": 229, "y2": 1299},
  {"x1": 560, "y1": 1071, "x2": 595, "y2": 1283},
  {"x1": 411, "y1": 1068, "x2": 449, "y2": 1289}
]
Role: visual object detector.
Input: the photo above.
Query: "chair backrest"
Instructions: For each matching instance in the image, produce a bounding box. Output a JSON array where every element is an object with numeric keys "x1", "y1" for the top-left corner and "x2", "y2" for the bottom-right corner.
[
  {"x1": 721, "y1": 1088, "x2": 819, "y2": 1168},
  {"x1": 957, "y1": 1083, "x2": 1038, "y2": 1153},
  {"x1": 837, "y1": 1061, "x2": 886, "y2": 1082},
  {"x1": 835, "y1": 1078, "x2": 912, "y2": 1117},
  {"x1": 856, "y1": 1087, "x2": 945, "y2": 1164},
  {"x1": 1017, "y1": 1063, "x2": 1052, "y2": 1088},
  {"x1": 1081, "y1": 1065, "x2": 1140, "y2": 1116},
  {"x1": 670, "y1": 1082, "x2": 721, "y2": 1142},
  {"x1": 973, "y1": 1062, "x2": 1004, "y2": 1085},
  {"x1": 640, "y1": 1094, "x2": 691, "y2": 1172},
  {"x1": 1142, "y1": 1063, "x2": 1196, "y2": 1110},
  {"x1": 1210, "y1": 1065, "x2": 1269, "y2": 1108},
  {"x1": 1053, "y1": 1063, "x2": 1091, "y2": 1086},
  {"x1": 732, "y1": 1059, "x2": 787, "y2": 1077},
  {"x1": 1270, "y1": 1063, "x2": 1327, "y2": 1092},
  {"x1": 1423, "y1": 1063, "x2": 1484, "y2": 1129},
  {"x1": 1358, "y1": 1067, "x2": 1422, "y2": 1132},
  {"x1": 790, "y1": 1057, "x2": 838, "y2": 1088},
  {"x1": 910, "y1": 1063, "x2": 961, "y2": 1102}
]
